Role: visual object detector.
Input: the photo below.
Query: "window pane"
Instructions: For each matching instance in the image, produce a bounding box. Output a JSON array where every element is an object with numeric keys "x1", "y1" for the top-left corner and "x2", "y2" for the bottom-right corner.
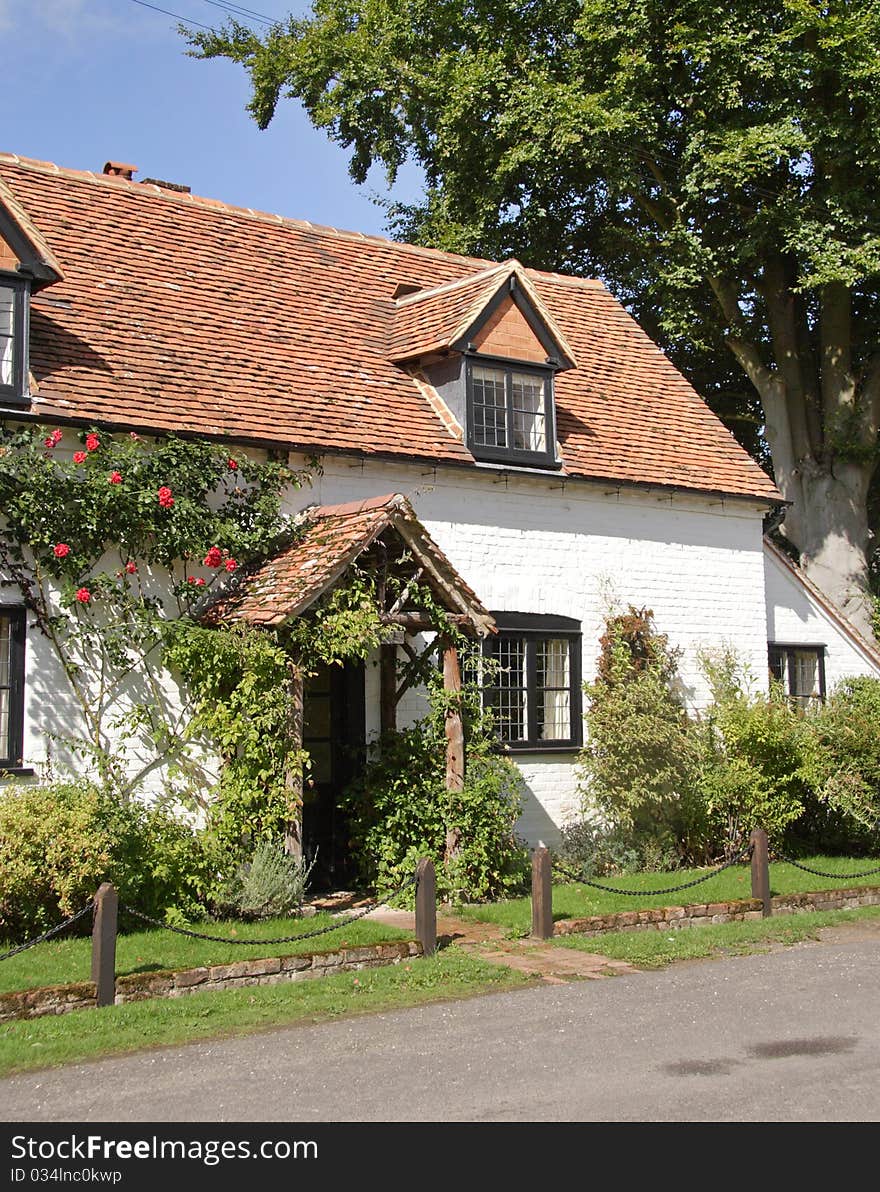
[
  {"x1": 537, "y1": 638, "x2": 570, "y2": 740},
  {"x1": 0, "y1": 287, "x2": 14, "y2": 387},
  {"x1": 0, "y1": 686, "x2": 7, "y2": 761},
  {"x1": 486, "y1": 636, "x2": 527, "y2": 741},
  {"x1": 472, "y1": 366, "x2": 508, "y2": 448},
  {"x1": 511, "y1": 371, "x2": 546, "y2": 453},
  {"x1": 0, "y1": 617, "x2": 9, "y2": 687},
  {"x1": 791, "y1": 650, "x2": 820, "y2": 705}
]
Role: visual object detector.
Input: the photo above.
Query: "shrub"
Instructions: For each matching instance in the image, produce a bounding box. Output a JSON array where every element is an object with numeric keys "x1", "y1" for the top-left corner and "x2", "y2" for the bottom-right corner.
[
  {"x1": 578, "y1": 607, "x2": 701, "y2": 856},
  {"x1": 0, "y1": 781, "x2": 214, "y2": 939},
  {"x1": 792, "y1": 677, "x2": 880, "y2": 854},
  {"x1": 556, "y1": 819, "x2": 679, "y2": 877},
  {"x1": 215, "y1": 840, "x2": 316, "y2": 919}
]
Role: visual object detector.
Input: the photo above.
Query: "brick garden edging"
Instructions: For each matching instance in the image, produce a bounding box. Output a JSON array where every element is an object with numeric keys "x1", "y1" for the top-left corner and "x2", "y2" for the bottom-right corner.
[
  {"x1": 0, "y1": 939, "x2": 423, "y2": 1024},
  {"x1": 553, "y1": 884, "x2": 880, "y2": 938}
]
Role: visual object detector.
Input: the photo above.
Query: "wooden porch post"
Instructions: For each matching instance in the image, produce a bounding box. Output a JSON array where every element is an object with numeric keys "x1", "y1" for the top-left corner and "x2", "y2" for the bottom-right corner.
[
  {"x1": 283, "y1": 659, "x2": 304, "y2": 859},
  {"x1": 380, "y1": 643, "x2": 397, "y2": 734},
  {"x1": 443, "y1": 641, "x2": 465, "y2": 865}
]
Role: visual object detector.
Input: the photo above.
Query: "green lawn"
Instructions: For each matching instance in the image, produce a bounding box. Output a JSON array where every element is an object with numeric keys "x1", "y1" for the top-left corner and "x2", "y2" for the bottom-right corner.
[
  {"x1": 0, "y1": 913, "x2": 410, "y2": 996},
  {"x1": 0, "y1": 950, "x2": 529, "y2": 1077},
  {"x1": 553, "y1": 903, "x2": 880, "y2": 968},
  {"x1": 454, "y1": 855, "x2": 880, "y2": 932}
]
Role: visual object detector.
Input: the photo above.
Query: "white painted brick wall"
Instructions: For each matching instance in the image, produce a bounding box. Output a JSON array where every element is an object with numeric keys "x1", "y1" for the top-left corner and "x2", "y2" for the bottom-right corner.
[
  {"x1": 10, "y1": 443, "x2": 876, "y2": 853},
  {"x1": 289, "y1": 455, "x2": 773, "y2": 846},
  {"x1": 764, "y1": 548, "x2": 880, "y2": 689}
]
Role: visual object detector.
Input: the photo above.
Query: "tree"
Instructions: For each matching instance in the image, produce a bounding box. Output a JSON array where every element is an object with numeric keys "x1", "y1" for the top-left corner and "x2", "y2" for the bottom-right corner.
[{"x1": 187, "y1": 0, "x2": 880, "y2": 635}]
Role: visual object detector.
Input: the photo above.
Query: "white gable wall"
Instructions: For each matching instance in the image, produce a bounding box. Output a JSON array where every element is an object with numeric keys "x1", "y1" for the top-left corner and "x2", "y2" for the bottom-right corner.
[
  {"x1": 291, "y1": 454, "x2": 771, "y2": 846},
  {"x1": 763, "y1": 546, "x2": 880, "y2": 688}
]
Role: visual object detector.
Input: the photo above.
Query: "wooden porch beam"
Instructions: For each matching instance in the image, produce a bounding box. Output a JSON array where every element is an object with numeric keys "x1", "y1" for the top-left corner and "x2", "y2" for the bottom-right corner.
[{"x1": 380, "y1": 612, "x2": 475, "y2": 631}]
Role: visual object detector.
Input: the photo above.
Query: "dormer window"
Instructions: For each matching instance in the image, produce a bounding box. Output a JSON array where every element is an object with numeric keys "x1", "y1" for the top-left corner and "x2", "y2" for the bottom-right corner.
[
  {"x1": 389, "y1": 259, "x2": 576, "y2": 472},
  {"x1": 0, "y1": 278, "x2": 28, "y2": 406},
  {"x1": 467, "y1": 359, "x2": 556, "y2": 467}
]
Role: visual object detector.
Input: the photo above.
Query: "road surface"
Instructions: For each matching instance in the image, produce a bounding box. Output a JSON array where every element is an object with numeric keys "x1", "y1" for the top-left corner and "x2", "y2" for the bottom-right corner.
[{"x1": 3, "y1": 922, "x2": 878, "y2": 1122}]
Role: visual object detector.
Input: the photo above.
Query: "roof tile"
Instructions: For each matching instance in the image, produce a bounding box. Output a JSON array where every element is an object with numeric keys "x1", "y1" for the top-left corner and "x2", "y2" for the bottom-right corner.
[{"x1": 0, "y1": 152, "x2": 779, "y2": 502}]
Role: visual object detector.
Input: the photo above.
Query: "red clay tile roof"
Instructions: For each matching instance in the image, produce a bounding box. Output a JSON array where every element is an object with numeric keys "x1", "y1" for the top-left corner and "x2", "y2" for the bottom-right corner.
[
  {"x1": 0, "y1": 152, "x2": 780, "y2": 503},
  {"x1": 206, "y1": 493, "x2": 495, "y2": 633},
  {"x1": 389, "y1": 259, "x2": 576, "y2": 368},
  {"x1": 0, "y1": 175, "x2": 64, "y2": 284}
]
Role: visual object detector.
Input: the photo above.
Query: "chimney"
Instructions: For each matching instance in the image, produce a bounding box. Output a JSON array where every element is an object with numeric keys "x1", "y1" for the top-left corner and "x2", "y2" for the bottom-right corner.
[
  {"x1": 141, "y1": 177, "x2": 192, "y2": 195},
  {"x1": 103, "y1": 161, "x2": 138, "y2": 181}
]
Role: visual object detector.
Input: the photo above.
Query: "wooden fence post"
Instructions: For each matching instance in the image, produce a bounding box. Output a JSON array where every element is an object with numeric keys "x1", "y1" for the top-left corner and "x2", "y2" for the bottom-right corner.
[
  {"x1": 91, "y1": 882, "x2": 118, "y2": 1008},
  {"x1": 415, "y1": 858, "x2": 437, "y2": 957},
  {"x1": 749, "y1": 828, "x2": 772, "y2": 918},
  {"x1": 531, "y1": 846, "x2": 553, "y2": 939}
]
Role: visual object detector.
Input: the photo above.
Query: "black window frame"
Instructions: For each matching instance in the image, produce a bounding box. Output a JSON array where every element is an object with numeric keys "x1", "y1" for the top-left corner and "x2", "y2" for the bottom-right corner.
[
  {"x1": 768, "y1": 642, "x2": 826, "y2": 707},
  {"x1": 0, "y1": 275, "x2": 30, "y2": 408},
  {"x1": 0, "y1": 606, "x2": 26, "y2": 769},
  {"x1": 465, "y1": 354, "x2": 560, "y2": 470},
  {"x1": 482, "y1": 613, "x2": 582, "y2": 752}
]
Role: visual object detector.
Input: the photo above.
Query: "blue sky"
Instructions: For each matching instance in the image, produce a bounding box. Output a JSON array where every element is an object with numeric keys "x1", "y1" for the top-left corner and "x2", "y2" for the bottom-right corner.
[{"x1": 1, "y1": 0, "x2": 423, "y2": 236}]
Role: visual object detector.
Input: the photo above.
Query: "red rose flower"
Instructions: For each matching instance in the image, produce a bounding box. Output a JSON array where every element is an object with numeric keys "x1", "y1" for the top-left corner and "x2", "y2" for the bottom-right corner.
[
  {"x1": 108, "y1": 471, "x2": 122, "y2": 485},
  {"x1": 75, "y1": 587, "x2": 91, "y2": 604},
  {"x1": 125, "y1": 561, "x2": 137, "y2": 574},
  {"x1": 225, "y1": 558, "x2": 237, "y2": 572},
  {"x1": 187, "y1": 576, "x2": 207, "y2": 588},
  {"x1": 85, "y1": 433, "x2": 100, "y2": 452},
  {"x1": 227, "y1": 459, "x2": 238, "y2": 470},
  {"x1": 44, "y1": 429, "x2": 63, "y2": 448},
  {"x1": 53, "y1": 543, "x2": 71, "y2": 558},
  {"x1": 157, "y1": 486, "x2": 174, "y2": 509},
  {"x1": 73, "y1": 451, "x2": 87, "y2": 465},
  {"x1": 203, "y1": 545, "x2": 223, "y2": 568},
  {"x1": 129, "y1": 432, "x2": 140, "y2": 441}
]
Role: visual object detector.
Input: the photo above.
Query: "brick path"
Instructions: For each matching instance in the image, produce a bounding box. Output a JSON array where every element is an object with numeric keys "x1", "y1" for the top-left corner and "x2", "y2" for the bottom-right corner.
[{"x1": 365, "y1": 906, "x2": 635, "y2": 984}]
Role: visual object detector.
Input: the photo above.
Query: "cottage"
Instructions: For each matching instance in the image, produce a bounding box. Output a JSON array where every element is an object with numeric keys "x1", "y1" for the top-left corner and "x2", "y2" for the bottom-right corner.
[{"x1": 1, "y1": 152, "x2": 878, "y2": 868}]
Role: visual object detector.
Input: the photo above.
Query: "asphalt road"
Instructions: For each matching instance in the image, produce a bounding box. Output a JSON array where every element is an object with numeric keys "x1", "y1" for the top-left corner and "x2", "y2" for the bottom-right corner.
[{"x1": 3, "y1": 923, "x2": 879, "y2": 1123}]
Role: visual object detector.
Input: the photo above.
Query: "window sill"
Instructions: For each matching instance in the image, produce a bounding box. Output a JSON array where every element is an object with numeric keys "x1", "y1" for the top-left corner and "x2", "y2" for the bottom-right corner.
[
  {"x1": 498, "y1": 744, "x2": 581, "y2": 755},
  {"x1": 0, "y1": 766, "x2": 35, "y2": 777}
]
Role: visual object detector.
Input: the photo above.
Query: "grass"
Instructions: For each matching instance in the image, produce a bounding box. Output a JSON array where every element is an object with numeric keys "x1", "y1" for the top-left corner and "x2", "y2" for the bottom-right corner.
[
  {"x1": 0, "y1": 949, "x2": 529, "y2": 1077},
  {"x1": 0, "y1": 913, "x2": 411, "y2": 996},
  {"x1": 553, "y1": 903, "x2": 880, "y2": 969},
  {"x1": 454, "y1": 855, "x2": 880, "y2": 933}
]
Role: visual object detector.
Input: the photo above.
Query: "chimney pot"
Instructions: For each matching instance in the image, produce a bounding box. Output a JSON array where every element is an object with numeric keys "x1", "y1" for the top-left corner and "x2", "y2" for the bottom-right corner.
[{"x1": 102, "y1": 161, "x2": 138, "y2": 181}]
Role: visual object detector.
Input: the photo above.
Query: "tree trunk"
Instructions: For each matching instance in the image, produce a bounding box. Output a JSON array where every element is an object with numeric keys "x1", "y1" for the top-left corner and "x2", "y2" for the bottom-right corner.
[
  {"x1": 776, "y1": 459, "x2": 874, "y2": 640},
  {"x1": 721, "y1": 278, "x2": 880, "y2": 644}
]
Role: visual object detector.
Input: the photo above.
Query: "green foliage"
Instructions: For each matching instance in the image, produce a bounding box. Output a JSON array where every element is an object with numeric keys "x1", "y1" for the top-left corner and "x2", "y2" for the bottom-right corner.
[
  {"x1": 163, "y1": 621, "x2": 300, "y2": 855},
  {"x1": 695, "y1": 654, "x2": 810, "y2": 852},
  {"x1": 0, "y1": 781, "x2": 214, "y2": 938},
  {"x1": 215, "y1": 840, "x2": 317, "y2": 919},
  {"x1": 285, "y1": 565, "x2": 392, "y2": 666},
  {"x1": 793, "y1": 677, "x2": 880, "y2": 853},
  {"x1": 579, "y1": 607, "x2": 699, "y2": 857},
  {"x1": 556, "y1": 818, "x2": 678, "y2": 878},
  {"x1": 342, "y1": 652, "x2": 530, "y2": 902},
  {"x1": 0, "y1": 425, "x2": 302, "y2": 799},
  {"x1": 187, "y1": 1, "x2": 880, "y2": 609}
]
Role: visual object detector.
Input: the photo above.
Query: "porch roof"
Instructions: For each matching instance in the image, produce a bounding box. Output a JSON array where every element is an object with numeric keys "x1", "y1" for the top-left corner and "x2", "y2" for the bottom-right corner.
[{"x1": 203, "y1": 493, "x2": 495, "y2": 635}]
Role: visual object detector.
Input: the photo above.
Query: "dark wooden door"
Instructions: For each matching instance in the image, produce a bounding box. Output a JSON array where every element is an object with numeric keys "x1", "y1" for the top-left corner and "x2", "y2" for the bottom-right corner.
[{"x1": 301, "y1": 660, "x2": 366, "y2": 890}]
